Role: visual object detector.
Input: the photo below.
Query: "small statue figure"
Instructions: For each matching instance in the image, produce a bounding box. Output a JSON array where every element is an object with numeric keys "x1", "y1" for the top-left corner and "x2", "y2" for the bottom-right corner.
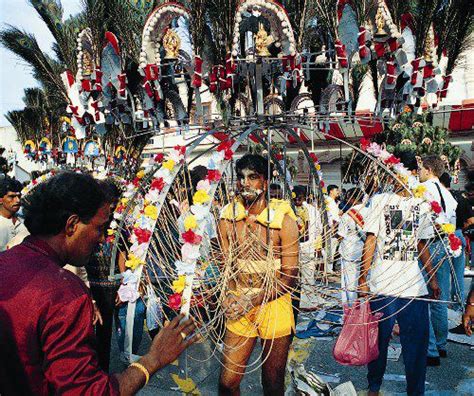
[
  {"x1": 163, "y1": 28, "x2": 181, "y2": 59},
  {"x1": 374, "y1": 7, "x2": 387, "y2": 38},
  {"x1": 255, "y1": 23, "x2": 273, "y2": 57}
]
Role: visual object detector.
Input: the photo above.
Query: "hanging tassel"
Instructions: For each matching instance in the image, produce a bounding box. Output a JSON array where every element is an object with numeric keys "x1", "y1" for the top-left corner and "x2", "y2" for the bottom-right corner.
[{"x1": 193, "y1": 56, "x2": 203, "y2": 88}]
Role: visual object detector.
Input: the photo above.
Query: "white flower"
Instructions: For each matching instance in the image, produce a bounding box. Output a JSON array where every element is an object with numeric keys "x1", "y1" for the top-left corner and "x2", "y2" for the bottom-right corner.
[
  {"x1": 181, "y1": 243, "x2": 201, "y2": 261},
  {"x1": 175, "y1": 259, "x2": 196, "y2": 275},
  {"x1": 196, "y1": 179, "x2": 211, "y2": 192},
  {"x1": 145, "y1": 189, "x2": 161, "y2": 203},
  {"x1": 169, "y1": 149, "x2": 183, "y2": 163},
  {"x1": 117, "y1": 283, "x2": 140, "y2": 302},
  {"x1": 130, "y1": 242, "x2": 147, "y2": 258},
  {"x1": 122, "y1": 269, "x2": 139, "y2": 285},
  {"x1": 191, "y1": 204, "x2": 209, "y2": 220},
  {"x1": 113, "y1": 212, "x2": 123, "y2": 220}
]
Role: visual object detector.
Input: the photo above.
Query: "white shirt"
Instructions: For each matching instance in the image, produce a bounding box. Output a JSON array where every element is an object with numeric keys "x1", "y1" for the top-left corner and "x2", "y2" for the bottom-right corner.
[
  {"x1": 299, "y1": 201, "x2": 322, "y2": 253},
  {"x1": 326, "y1": 196, "x2": 341, "y2": 225},
  {"x1": 364, "y1": 193, "x2": 431, "y2": 298},
  {"x1": 421, "y1": 178, "x2": 457, "y2": 238},
  {"x1": 0, "y1": 215, "x2": 28, "y2": 252},
  {"x1": 338, "y1": 203, "x2": 369, "y2": 262}
]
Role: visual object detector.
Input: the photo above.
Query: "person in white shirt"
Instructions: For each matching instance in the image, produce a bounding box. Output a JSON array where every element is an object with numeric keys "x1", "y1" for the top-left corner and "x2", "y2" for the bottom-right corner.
[
  {"x1": 419, "y1": 155, "x2": 458, "y2": 365},
  {"x1": 358, "y1": 170, "x2": 440, "y2": 396},
  {"x1": 293, "y1": 185, "x2": 323, "y2": 309},
  {"x1": 0, "y1": 178, "x2": 27, "y2": 252},
  {"x1": 337, "y1": 188, "x2": 368, "y2": 304},
  {"x1": 325, "y1": 185, "x2": 342, "y2": 272}
]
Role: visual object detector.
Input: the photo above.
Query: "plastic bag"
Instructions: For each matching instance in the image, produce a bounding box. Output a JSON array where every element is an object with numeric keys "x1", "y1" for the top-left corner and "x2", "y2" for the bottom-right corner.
[
  {"x1": 333, "y1": 300, "x2": 382, "y2": 366},
  {"x1": 146, "y1": 285, "x2": 163, "y2": 331}
]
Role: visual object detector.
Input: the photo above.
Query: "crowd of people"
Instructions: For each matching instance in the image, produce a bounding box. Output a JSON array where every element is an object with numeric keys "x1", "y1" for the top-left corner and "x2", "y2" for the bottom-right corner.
[{"x1": 0, "y1": 151, "x2": 473, "y2": 395}]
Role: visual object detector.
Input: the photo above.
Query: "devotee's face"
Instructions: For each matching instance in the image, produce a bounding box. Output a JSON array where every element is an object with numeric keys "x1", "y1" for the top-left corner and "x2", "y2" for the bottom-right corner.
[
  {"x1": 0, "y1": 191, "x2": 21, "y2": 215},
  {"x1": 294, "y1": 194, "x2": 304, "y2": 207},
  {"x1": 68, "y1": 203, "x2": 111, "y2": 266},
  {"x1": 418, "y1": 164, "x2": 430, "y2": 182},
  {"x1": 237, "y1": 168, "x2": 266, "y2": 202}
]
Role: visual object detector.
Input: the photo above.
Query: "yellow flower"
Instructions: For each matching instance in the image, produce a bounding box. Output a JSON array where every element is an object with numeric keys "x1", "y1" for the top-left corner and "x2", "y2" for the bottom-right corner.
[
  {"x1": 40, "y1": 175, "x2": 47, "y2": 181},
  {"x1": 162, "y1": 159, "x2": 175, "y2": 171},
  {"x1": 107, "y1": 229, "x2": 115, "y2": 236},
  {"x1": 136, "y1": 170, "x2": 145, "y2": 179},
  {"x1": 144, "y1": 205, "x2": 158, "y2": 220},
  {"x1": 412, "y1": 185, "x2": 426, "y2": 198},
  {"x1": 441, "y1": 223, "x2": 455, "y2": 234},
  {"x1": 121, "y1": 198, "x2": 129, "y2": 206},
  {"x1": 172, "y1": 275, "x2": 186, "y2": 293},
  {"x1": 193, "y1": 190, "x2": 210, "y2": 204},
  {"x1": 184, "y1": 214, "x2": 197, "y2": 230},
  {"x1": 291, "y1": 192, "x2": 296, "y2": 198},
  {"x1": 315, "y1": 164, "x2": 321, "y2": 171},
  {"x1": 125, "y1": 254, "x2": 144, "y2": 270}
]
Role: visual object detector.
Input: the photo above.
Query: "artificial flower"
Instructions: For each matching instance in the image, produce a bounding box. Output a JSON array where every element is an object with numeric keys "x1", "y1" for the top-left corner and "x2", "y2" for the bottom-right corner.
[
  {"x1": 172, "y1": 275, "x2": 187, "y2": 293},
  {"x1": 136, "y1": 170, "x2": 145, "y2": 179},
  {"x1": 292, "y1": 192, "x2": 296, "y2": 198},
  {"x1": 440, "y1": 223, "x2": 455, "y2": 234},
  {"x1": 275, "y1": 153, "x2": 284, "y2": 161},
  {"x1": 412, "y1": 185, "x2": 427, "y2": 198},
  {"x1": 217, "y1": 140, "x2": 234, "y2": 152},
  {"x1": 320, "y1": 180, "x2": 325, "y2": 188},
  {"x1": 184, "y1": 214, "x2": 198, "y2": 230},
  {"x1": 134, "y1": 228, "x2": 152, "y2": 244},
  {"x1": 175, "y1": 260, "x2": 196, "y2": 275},
  {"x1": 162, "y1": 159, "x2": 176, "y2": 171},
  {"x1": 144, "y1": 205, "x2": 158, "y2": 220},
  {"x1": 431, "y1": 201, "x2": 442, "y2": 214},
  {"x1": 448, "y1": 234, "x2": 462, "y2": 251},
  {"x1": 315, "y1": 164, "x2": 321, "y2": 171},
  {"x1": 125, "y1": 254, "x2": 144, "y2": 270},
  {"x1": 190, "y1": 204, "x2": 208, "y2": 220},
  {"x1": 359, "y1": 138, "x2": 371, "y2": 150},
  {"x1": 174, "y1": 145, "x2": 186, "y2": 156},
  {"x1": 182, "y1": 229, "x2": 203, "y2": 245},
  {"x1": 154, "y1": 153, "x2": 164, "y2": 163},
  {"x1": 145, "y1": 189, "x2": 160, "y2": 203},
  {"x1": 117, "y1": 283, "x2": 140, "y2": 303},
  {"x1": 193, "y1": 190, "x2": 211, "y2": 204},
  {"x1": 107, "y1": 229, "x2": 115, "y2": 236},
  {"x1": 384, "y1": 155, "x2": 400, "y2": 165},
  {"x1": 168, "y1": 293, "x2": 182, "y2": 310},
  {"x1": 181, "y1": 243, "x2": 201, "y2": 260},
  {"x1": 206, "y1": 169, "x2": 222, "y2": 183},
  {"x1": 196, "y1": 179, "x2": 211, "y2": 192},
  {"x1": 129, "y1": 242, "x2": 147, "y2": 258},
  {"x1": 224, "y1": 148, "x2": 234, "y2": 161},
  {"x1": 367, "y1": 142, "x2": 383, "y2": 156},
  {"x1": 122, "y1": 269, "x2": 139, "y2": 285},
  {"x1": 150, "y1": 177, "x2": 165, "y2": 191}
]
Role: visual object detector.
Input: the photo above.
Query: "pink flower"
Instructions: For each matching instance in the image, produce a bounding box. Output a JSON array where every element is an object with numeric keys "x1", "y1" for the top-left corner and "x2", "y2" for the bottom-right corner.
[{"x1": 168, "y1": 293, "x2": 182, "y2": 310}]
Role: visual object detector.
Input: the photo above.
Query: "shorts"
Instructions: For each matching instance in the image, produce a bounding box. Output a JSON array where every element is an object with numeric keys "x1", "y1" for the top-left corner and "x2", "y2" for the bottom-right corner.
[{"x1": 226, "y1": 293, "x2": 295, "y2": 339}]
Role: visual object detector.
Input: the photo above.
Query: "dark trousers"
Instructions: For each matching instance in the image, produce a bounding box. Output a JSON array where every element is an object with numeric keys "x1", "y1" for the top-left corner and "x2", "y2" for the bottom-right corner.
[
  {"x1": 90, "y1": 283, "x2": 119, "y2": 372},
  {"x1": 368, "y1": 296, "x2": 429, "y2": 396}
]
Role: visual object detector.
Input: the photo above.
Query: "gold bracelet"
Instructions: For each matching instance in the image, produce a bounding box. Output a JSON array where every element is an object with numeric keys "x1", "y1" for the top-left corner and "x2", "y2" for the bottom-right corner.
[{"x1": 129, "y1": 362, "x2": 150, "y2": 385}]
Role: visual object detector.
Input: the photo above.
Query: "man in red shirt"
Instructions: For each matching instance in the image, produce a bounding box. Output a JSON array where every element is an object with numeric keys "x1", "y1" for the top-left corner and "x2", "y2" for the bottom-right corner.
[{"x1": 0, "y1": 172, "x2": 197, "y2": 395}]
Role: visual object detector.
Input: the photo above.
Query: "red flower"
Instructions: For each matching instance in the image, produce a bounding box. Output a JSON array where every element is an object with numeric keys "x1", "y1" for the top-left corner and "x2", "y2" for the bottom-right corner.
[
  {"x1": 106, "y1": 235, "x2": 115, "y2": 244},
  {"x1": 224, "y1": 148, "x2": 234, "y2": 160},
  {"x1": 154, "y1": 153, "x2": 164, "y2": 163},
  {"x1": 32, "y1": 179, "x2": 37, "y2": 185},
  {"x1": 217, "y1": 139, "x2": 234, "y2": 152},
  {"x1": 448, "y1": 234, "x2": 462, "y2": 251},
  {"x1": 134, "y1": 228, "x2": 152, "y2": 244},
  {"x1": 384, "y1": 155, "x2": 401, "y2": 165},
  {"x1": 150, "y1": 177, "x2": 165, "y2": 191},
  {"x1": 174, "y1": 145, "x2": 186, "y2": 155},
  {"x1": 182, "y1": 229, "x2": 203, "y2": 245},
  {"x1": 431, "y1": 201, "x2": 442, "y2": 214},
  {"x1": 275, "y1": 153, "x2": 284, "y2": 161},
  {"x1": 360, "y1": 138, "x2": 371, "y2": 150},
  {"x1": 206, "y1": 169, "x2": 221, "y2": 182},
  {"x1": 50, "y1": 170, "x2": 56, "y2": 175},
  {"x1": 309, "y1": 153, "x2": 319, "y2": 163},
  {"x1": 132, "y1": 177, "x2": 140, "y2": 187},
  {"x1": 320, "y1": 180, "x2": 325, "y2": 188},
  {"x1": 168, "y1": 293, "x2": 182, "y2": 310}
]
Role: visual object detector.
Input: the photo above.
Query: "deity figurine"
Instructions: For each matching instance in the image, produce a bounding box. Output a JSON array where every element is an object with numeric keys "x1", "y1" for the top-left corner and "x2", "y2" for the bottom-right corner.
[
  {"x1": 374, "y1": 7, "x2": 388, "y2": 38},
  {"x1": 254, "y1": 23, "x2": 273, "y2": 57},
  {"x1": 82, "y1": 50, "x2": 93, "y2": 76},
  {"x1": 163, "y1": 28, "x2": 181, "y2": 59}
]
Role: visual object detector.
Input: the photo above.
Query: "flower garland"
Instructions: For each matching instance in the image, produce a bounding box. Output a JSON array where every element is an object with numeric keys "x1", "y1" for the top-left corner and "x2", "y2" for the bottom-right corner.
[
  {"x1": 362, "y1": 141, "x2": 462, "y2": 257},
  {"x1": 170, "y1": 139, "x2": 234, "y2": 312},
  {"x1": 114, "y1": 146, "x2": 186, "y2": 303},
  {"x1": 21, "y1": 170, "x2": 56, "y2": 195}
]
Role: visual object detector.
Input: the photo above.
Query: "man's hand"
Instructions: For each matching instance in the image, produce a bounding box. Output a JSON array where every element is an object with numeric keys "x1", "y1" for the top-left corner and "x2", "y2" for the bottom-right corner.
[
  {"x1": 429, "y1": 278, "x2": 441, "y2": 300},
  {"x1": 463, "y1": 304, "x2": 474, "y2": 336},
  {"x1": 143, "y1": 314, "x2": 198, "y2": 372},
  {"x1": 223, "y1": 293, "x2": 253, "y2": 320},
  {"x1": 92, "y1": 301, "x2": 103, "y2": 326}
]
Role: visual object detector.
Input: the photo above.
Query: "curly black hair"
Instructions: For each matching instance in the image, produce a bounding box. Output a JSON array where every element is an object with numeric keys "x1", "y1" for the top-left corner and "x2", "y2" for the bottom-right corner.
[
  {"x1": 23, "y1": 172, "x2": 107, "y2": 236},
  {"x1": 0, "y1": 177, "x2": 22, "y2": 198},
  {"x1": 235, "y1": 154, "x2": 272, "y2": 179}
]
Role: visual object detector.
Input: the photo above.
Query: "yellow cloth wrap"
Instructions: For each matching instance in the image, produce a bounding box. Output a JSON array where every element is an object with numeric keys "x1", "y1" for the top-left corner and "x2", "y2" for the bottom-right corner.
[{"x1": 221, "y1": 199, "x2": 296, "y2": 230}]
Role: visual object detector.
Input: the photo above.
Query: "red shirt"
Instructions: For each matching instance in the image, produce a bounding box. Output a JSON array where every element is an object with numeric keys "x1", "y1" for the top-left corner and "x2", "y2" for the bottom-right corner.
[{"x1": 0, "y1": 237, "x2": 119, "y2": 395}]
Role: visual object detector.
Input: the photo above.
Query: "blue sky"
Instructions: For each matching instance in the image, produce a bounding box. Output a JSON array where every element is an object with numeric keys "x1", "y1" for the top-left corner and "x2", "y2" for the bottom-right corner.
[{"x1": 0, "y1": 0, "x2": 82, "y2": 126}]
